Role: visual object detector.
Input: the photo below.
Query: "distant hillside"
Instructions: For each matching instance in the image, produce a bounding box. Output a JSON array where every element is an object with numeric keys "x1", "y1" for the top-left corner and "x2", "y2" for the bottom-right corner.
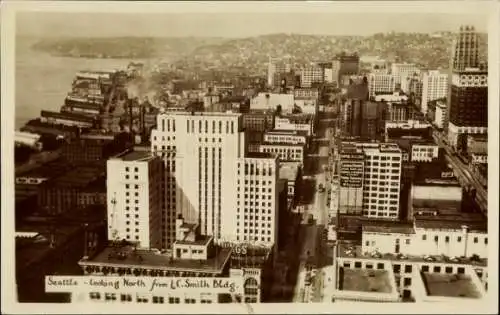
[
  {"x1": 30, "y1": 32, "x2": 488, "y2": 74},
  {"x1": 31, "y1": 36, "x2": 227, "y2": 60},
  {"x1": 173, "y1": 32, "x2": 488, "y2": 74}
]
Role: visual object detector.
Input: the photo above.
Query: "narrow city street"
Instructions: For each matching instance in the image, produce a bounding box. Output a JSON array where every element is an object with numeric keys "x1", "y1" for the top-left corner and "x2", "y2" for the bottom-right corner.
[
  {"x1": 432, "y1": 130, "x2": 488, "y2": 214},
  {"x1": 291, "y1": 115, "x2": 336, "y2": 303}
]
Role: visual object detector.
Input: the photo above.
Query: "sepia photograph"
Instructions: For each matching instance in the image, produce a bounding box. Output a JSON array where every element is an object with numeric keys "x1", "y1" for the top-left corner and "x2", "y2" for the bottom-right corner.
[{"x1": 1, "y1": 1, "x2": 498, "y2": 314}]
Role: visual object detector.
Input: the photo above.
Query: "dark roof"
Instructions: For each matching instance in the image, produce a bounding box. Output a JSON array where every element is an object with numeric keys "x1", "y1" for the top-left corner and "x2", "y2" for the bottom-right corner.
[
  {"x1": 115, "y1": 150, "x2": 153, "y2": 162},
  {"x1": 16, "y1": 158, "x2": 74, "y2": 179},
  {"x1": 387, "y1": 127, "x2": 433, "y2": 141},
  {"x1": 413, "y1": 161, "x2": 458, "y2": 185},
  {"x1": 41, "y1": 110, "x2": 95, "y2": 123},
  {"x1": 261, "y1": 142, "x2": 305, "y2": 147},
  {"x1": 414, "y1": 216, "x2": 487, "y2": 232},
  {"x1": 347, "y1": 83, "x2": 369, "y2": 100},
  {"x1": 64, "y1": 98, "x2": 103, "y2": 109},
  {"x1": 246, "y1": 152, "x2": 275, "y2": 159},
  {"x1": 175, "y1": 235, "x2": 212, "y2": 246},
  {"x1": 362, "y1": 221, "x2": 415, "y2": 234},
  {"x1": 42, "y1": 164, "x2": 105, "y2": 188},
  {"x1": 16, "y1": 225, "x2": 83, "y2": 273},
  {"x1": 80, "y1": 245, "x2": 231, "y2": 274}
]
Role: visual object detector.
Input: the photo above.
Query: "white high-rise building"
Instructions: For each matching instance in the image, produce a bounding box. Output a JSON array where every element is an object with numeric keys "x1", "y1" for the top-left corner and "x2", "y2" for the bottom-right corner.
[
  {"x1": 267, "y1": 58, "x2": 291, "y2": 87},
  {"x1": 356, "y1": 142, "x2": 402, "y2": 219},
  {"x1": 106, "y1": 150, "x2": 164, "y2": 250},
  {"x1": 151, "y1": 112, "x2": 281, "y2": 247},
  {"x1": 421, "y1": 70, "x2": 449, "y2": 114},
  {"x1": 300, "y1": 66, "x2": 324, "y2": 88},
  {"x1": 235, "y1": 154, "x2": 279, "y2": 245},
  {"x1": 368, "y1": 74, "x2": 396, "y2": 98},
  {"x1": 391, "y1": 63, "x2": 421, "y2": 87}
]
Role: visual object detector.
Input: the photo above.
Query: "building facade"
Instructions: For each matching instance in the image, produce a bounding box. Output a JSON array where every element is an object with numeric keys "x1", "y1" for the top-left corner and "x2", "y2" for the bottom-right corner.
[
  {"x1": 300, "y1": 66, "x2": 324, "y2": 88},
  {"x1": 258, "y1": 143, "x2": 305, "y2": 165},
  {"x1": 106, "y1": 150, "x2": 164, "y2": 250},
  {"x1": 391, "y1": 63, "x2": 420, "y2": 88},
  {"x1": 359, "y1": 143, "x2": 402, "y2": 219},
  {"x1": 451, "y1": 25, "x2": 480, "y2": 72},
  {"x1": 421, "y1": 71, "x2": 449, "y2": 115},
  {"x1": 338, "y1": 143, "x2": 364, "y2": 215},
  {"x1": 368, "y1": 74, "x2": 396, "y2": 98},
  {"x1": 447, "y1": 69, "x2": 488, "y2": 150},
  {"x1": 151, "y1": 112, "x2": 281, "y2": 247}
]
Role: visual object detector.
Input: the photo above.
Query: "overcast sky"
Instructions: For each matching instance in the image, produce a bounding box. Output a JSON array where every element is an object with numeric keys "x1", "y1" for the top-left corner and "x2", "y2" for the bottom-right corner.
[{"x1": 16, "y1": 11, "x2": 488, "y2": 38}]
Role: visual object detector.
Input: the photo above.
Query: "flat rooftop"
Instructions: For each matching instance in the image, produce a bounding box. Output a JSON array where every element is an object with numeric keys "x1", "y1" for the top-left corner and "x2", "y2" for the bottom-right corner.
[
  {"x1": 279, "y1": 164, "x2": 299, "y2": 181},
  {"x1": 362, "y1": 222, "x2": 415, "y2": 234},
  {"x1": 414, "y1": 215, "x2": 487, "y2": 233},
  {"x1": 413, "y1": 161, "x2": 457, "y2": 184},
  {"x1": 421, "y1": 273, "x2": 482, "y2": 299},
  {"x1": 159, "y1": 111, "x2": 241, "y2": 118},
  {"x1": 246, "y1": 152, "x2": 276, "y2": 159},
  {"x1": 114, "y1": 150, "x2": 154, "y2": 162},
  {"x1": 81, "y1": 245, "x2": 232, "y2": 274},
  {"x1": 43, "y1": 164, "x2": 105, "y2": 188},
  {"x1": 261, "y1": 142, "x2": 305, "y2": 147},
  {"x1": 265, "y1": 130, "x2": 308, "y2": 137},
  {"x1": 175, "y1": 235, "x2": 212, "y2": 246},
  {"x1": 340, "y1": 268, "x2": 393, "y2": 293},
  {"x1": 16, "y1": 158, "x2": 74, "y2": 178},
  {"x1": 338, "y1": 243, "x2": 487, "y2": 267},
  {"x1": 16, "y1": 225, "x2": 83, "y2": 273}
]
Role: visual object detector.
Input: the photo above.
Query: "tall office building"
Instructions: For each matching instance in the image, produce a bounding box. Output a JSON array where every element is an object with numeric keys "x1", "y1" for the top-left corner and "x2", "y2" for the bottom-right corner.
[
  {"x1": 446, "y1": 25, "x2": 487, "y2": 150},
  {"x1": 391, "y1": 63, "x2": 420, "y2": 88},
  {"x1": 447, "y1": 68, "x2": 488, "y2": 150},
  {"x1": 332, "y1": 53, "x2": 360, "y2": 86},
  {"x1": 421, "y1": 70, "x2": 449, "y2": 114},
  {"x1": 407, "y1": 74, "x2": 423, "y2": 107},
  {"x1": 359, "y1": 143, "x2": 402, "y2": 219},
  {"x1": 106, "y1": 150, "x2": 164, "y2": 250},
  {"x1": 300, "y1": 66, "x2": 324, "y2": 88},
  {"x1": 267, "y1": 58, "x2": 291, "y2": 87},
  {"x1": 336, "y1": 142, "x2": 402, "y2": 219},
  {"x1": 368, "y1": 74, "x2": 396, "y2": 98},
  {"x1": 235, "y1": 154, "x2": 279, "y2": 245},
  {"x1": 151, "y1": 112, "x2": 281, "y2": 247},
  {"x1": 338, "y1": 143, "x2": 364, "y2": 215},
  {"x1": 451, "y1": 26, "x2": 480, "y2": 71}
]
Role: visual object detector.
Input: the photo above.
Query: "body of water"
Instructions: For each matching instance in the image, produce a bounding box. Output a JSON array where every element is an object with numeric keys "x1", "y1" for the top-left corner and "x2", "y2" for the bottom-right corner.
[{"x1": 15, "y1": 37, "x2": 148, "y2": 129}]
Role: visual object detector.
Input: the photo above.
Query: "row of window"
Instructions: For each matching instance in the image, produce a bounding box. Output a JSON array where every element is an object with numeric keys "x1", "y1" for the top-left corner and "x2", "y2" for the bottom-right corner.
[
  {"x1": 363, "y1": 188, "x2": 399, "y2": 195},
  {"x1": 152, "y1": 135, "x2": 175, "y2": 141},
  {"x1": 186, "y1": 119, "x2": 235, "y2": 135},
  {"x1": 160, "y1": 118, "x2": 176, "y2": 133},
  {"x1": 92, "y1": 292, "x2": 214, "y2": 304},
  {"x1": 422, "y1": 234, "x2": 488, "y2": 244},
  {"x1": 237, "y1": 235, "x2": 272, "y2": 242},
  {"x1": 364, "y1": 212, "x2": 398, "y2": 218},
  {"x1": 236, "y1": 216, "x2": 273, "y2": 222}
]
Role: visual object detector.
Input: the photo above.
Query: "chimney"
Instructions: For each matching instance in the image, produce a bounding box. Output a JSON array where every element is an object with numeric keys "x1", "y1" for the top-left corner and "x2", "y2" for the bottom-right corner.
[
  {"x1": 141, "y1": 103, "x2": 146, "y2": 143},
  {"x1": 128, "y1": 98, "x2": 133, "y2": 133}
]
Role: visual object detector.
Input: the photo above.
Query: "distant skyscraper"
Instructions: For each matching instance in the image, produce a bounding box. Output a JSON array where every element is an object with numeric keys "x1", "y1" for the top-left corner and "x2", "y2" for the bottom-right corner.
[
  {"x1": 451, "y1": 25, "x2": 480, "y2": 71},
  {"x1": 332, "y1": 53, "x2": 360, "y2": 86},
  {"x1": 300, "y1": 66, "x2": 324, "y2": 88},
  {"x1": 267, "y1": 57, "x2": 291, "y2": 87},
  {"x1": 446, "y1": 26, "x2": 487, "y2": 151},
  {"x1": 391, "y1": 63, "x2": 420, "y2": 89},
  {"x1": 421, "y1": 70, "x2": 449, "y2": 114},
  {"x1": 368, "y1": 73, "x2": 396, "y2": 98},
  {"x1": 447, "y1": 68, "x2": 488, "y2": 150}
]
